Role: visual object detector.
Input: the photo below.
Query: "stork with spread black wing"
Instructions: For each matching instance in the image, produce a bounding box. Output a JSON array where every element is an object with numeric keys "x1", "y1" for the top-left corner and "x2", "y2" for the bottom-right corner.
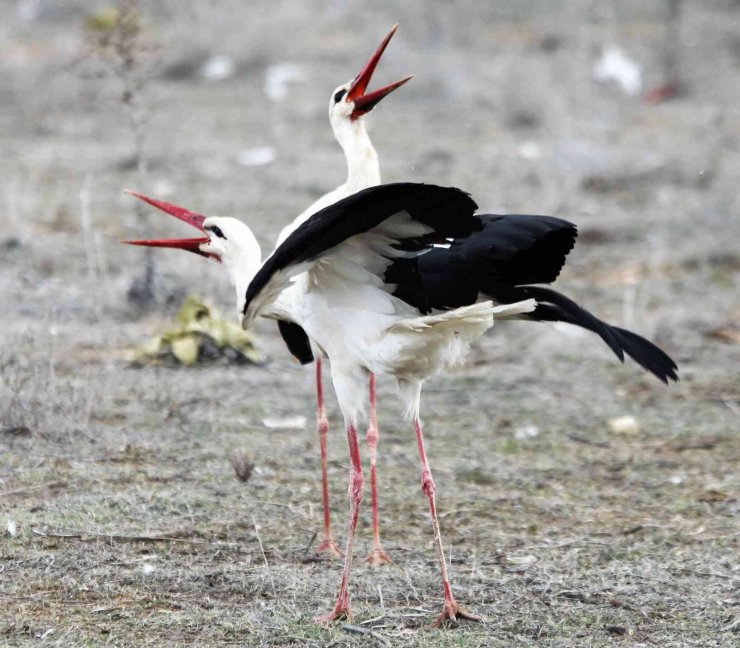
[{"x1": 126, "y1": 182, "x2": 676, "y2": 624}]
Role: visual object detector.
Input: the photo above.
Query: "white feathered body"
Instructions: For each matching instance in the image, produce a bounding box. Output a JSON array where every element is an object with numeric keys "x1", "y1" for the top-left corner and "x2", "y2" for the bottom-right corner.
[
  {"x1": 264, "y1": 240, "x2": 534, "y2": 424},
  {"x1": 205, "y1": 191, "x2": 536, "y2": 428}
]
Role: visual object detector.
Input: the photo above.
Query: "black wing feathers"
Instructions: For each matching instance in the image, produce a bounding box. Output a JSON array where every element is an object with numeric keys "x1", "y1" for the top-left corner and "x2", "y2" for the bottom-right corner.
[
  {"x1": 276, "y1": 320, "x2": 314, "y2": 365},
  {"x1": 386, "y1": 213, "x2": 577, "y2": 313},
  {"x1": 522, "y1": 286, "x2": 678, "y2": 384},
  {"x1": 474, "y1": 214, "x2": 577, "y2": 286},
  {"x1": 384, "y1": 211, "x2": 677, "y2": 383},
  {"x1": 524, "y1": 286, "x2": 624, "y2": 361},
  {"x1": 243, "y1": 183, "x2": 479, "y2": 316},
  {"x1": 609, "y1": 326, "x2": 679, "y2": 384}
]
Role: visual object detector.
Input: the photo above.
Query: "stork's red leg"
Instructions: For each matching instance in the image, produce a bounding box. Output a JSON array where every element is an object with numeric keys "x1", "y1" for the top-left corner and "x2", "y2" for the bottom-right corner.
[
  {"x1": 314, "y1": 357, "x2": 342, "y2": 558},
  {"x1": 315, "y1": 423, "x2": 364, "y2": 623},
  {"x1": 364, "y1": 373, "x2": 392, "y2": 565},
  {"x1": 414, "y1": 417, "x2": 480, "y2": 626}
]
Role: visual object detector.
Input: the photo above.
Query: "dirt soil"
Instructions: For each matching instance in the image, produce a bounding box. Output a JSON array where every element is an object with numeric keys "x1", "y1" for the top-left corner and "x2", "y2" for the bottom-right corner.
[{"x1": 1, "y1": 1, "x2": 738, "y2": 646}]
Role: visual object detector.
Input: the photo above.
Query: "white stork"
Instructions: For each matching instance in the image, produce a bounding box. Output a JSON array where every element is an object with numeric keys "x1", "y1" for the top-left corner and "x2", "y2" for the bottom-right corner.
[
  {"x1": 130, "y1": 25, "x2": 411, "y2": 563},
  {"x1": 275, "y1": 24, "x2": 410, "y2": 245},
  {"x1": 123, "y1": 182, "x2": 678, "y2": 624},
  {"x1": 272, "y1": 24, "x2": 411, "y2": 564}
]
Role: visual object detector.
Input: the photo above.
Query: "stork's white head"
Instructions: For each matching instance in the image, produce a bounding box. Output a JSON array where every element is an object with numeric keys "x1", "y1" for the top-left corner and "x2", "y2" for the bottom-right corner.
[
  {"x1": 122, "y1": 192, "x2": 263, "y2": 311},
  {"x1": 199, "y1": 216, "x2": 260, "y2": 270},
  {"x1": 328, "y1": 24, "x2": 411, "y2": 140}
]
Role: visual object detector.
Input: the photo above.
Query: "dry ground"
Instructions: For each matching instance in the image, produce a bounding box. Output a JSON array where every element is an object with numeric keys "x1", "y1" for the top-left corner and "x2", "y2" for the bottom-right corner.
[{"x1": 1, "y1": 1, "x2": 739, "y2": 646}]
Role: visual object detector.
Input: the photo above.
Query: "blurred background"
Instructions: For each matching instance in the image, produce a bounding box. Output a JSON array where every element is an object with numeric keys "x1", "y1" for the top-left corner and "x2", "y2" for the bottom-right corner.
[{"x1": 1, "y1": 1, "x2": 738, "y2": 645}]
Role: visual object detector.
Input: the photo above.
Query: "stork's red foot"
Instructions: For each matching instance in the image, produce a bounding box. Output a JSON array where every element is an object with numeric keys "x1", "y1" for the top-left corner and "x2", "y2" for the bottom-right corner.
[
  {"x1": 364, "y1": 546, "x2": 393, "y2": 566},
  {"x1": 315, "y1": 538, "x2": 343, "y2": 559},
  {"x1": 315, "y1": 594, "x2": 353, "y2": 624},
  {"x1": 433, "y1": 597, "x2": 481, "y2": 627}
]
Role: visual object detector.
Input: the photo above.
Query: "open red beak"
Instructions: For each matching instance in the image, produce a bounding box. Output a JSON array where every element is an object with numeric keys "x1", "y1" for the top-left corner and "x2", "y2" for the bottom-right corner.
[
  {"x1": 121, "y1": 190, "x2": 218, "y2": 261},
  {"x1": 347, "y1": 24, "x2": 412, "y2": 120}
]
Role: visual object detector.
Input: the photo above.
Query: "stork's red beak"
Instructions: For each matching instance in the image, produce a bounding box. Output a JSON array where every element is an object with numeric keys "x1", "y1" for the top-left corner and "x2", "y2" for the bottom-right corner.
[
  {"x1": 347, "y1": 24, "x2": 412, "y2": 120},
  {"x1": 121, "y1": 190, "x2": 218, "y2": 261}
]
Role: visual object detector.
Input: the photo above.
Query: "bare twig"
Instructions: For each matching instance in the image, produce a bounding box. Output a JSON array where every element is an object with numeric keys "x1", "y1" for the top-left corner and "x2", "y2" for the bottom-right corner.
[
  {"x1": 362, "y1": 613, "x2": 386, "y2": 626},
  {"x1": 668, "y1": 436, "x2": 722, "y2": 451},
  {"x1": 341, "y1": 624, "x2": 391, "y2": 647},
  {"x1": 252, "y1": 516, "x2": 275, "y2": 595},
  {"x1": 0, "y1": 481, "x2": 69, "y2": 497},
  {"x1": 553, "y1": 589, "x2": 650, "y2": 618},
  {"x1": 567, "y1": 433, "x2": 610, "y2": 448},
  {"x1": 302, "y1": 531, "x2": 317, "y2": 558},
  {"x1": 31, "y1": 528, "x2": 239, "y2": 547},
  {"x1": 400, "y1": 606, "x2": 433, "y2": 615},
  {"x1": 377, "y1": 584, "x2": 385, "y2": 616},
  {"x1": 86, "y1": 0, "x2": 157, "y2": 305},
  {"x1": 400, "y1": 569, "x2": 421, "y2": 603},
  {"x1": 91, "y1": 606, "x2": 123, "y2": 614}
]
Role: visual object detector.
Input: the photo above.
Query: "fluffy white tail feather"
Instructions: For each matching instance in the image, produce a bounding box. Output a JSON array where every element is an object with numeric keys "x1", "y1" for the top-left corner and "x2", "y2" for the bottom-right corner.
[
  {"x1": 389, "y1": 299, "x2": 535, "y2": 334},
  {"x1": 382, "y1": 300, "x2": 533, "y2": 381},
  {"x1": 490, "y1": 298, "x2": 536, "y2": 319}
]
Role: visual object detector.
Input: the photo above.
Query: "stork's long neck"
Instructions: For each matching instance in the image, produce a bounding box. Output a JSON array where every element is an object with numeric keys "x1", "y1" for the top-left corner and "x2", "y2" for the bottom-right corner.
[
  {"x1": 219, "y1": 232, "x2": 263, "y2": 317},
  {"x1": 336, "y1": 119, "x2": 380, "y2": 193},
  {"x1": 226, "y1": 238, "x2": 295, "y2": 323},
  {"x1": 229, "y1": 255, "x2": 260, "y2": 317}
]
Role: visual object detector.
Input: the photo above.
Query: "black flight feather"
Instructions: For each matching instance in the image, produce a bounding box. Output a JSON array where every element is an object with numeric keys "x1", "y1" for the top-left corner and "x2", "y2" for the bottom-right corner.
[
  {"x1": 276, "y1": 320, "x2": 314, "y2": 365},
  {"x1": 386, "y1": 213, "x2": 577, "y2": 313},
  {"x1": 521, "y1": 286, "x2": 678, "y2": 384}
]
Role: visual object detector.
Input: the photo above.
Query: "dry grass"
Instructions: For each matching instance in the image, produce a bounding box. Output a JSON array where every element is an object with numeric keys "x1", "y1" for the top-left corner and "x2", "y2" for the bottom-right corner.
[{"x1": 2, "y1": 356, "x2": 737, "y2": 646}]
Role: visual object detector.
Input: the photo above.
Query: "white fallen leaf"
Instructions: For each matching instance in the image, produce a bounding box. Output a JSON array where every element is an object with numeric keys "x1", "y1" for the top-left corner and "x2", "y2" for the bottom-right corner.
[
  {"x1": 514, "y1": 424, "x2": 540, "y2": 440},
  {"x1": 593, "y1": 46, "x2": 642, "y2": 96},
  {"x1": 608, "y1": 415, "x2": 640, "y2": 435},
  {"x1": 506, "y1": 554, "x2": 537, "y2": 566},
  {"x1": 141, "y1": 563, "x2": 156, "y2": 575},
  {"x1": 668, "y1": 474, "x2": 684, "y2": 485},
  {"x1": 199, "y1": 55, "x2": 235, "y2": 81},
  {"x1": 518, "y1": 141, "x2": 542, "y2": 160},
  {"x1": 262, "y1": 415, "x2": 307, "y2": 430},
  {"x1": 264, "y1": 62, "x2": 306, "y2": 101},
  {"x1": 237, "y1": 146, "x2": 277, "y2": 167},
  {"x1": 6, "y1": 519, "x2": 17, "y2": 537}
]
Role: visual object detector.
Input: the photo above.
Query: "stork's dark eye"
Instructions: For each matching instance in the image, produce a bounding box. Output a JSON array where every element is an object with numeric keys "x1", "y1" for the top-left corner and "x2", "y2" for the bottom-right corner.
[
  {"x1": 206, "y1": 225, "x2": 226, "y2": 239},
  {"x1": 333, "y1": 88, "x2": 347, "y2": 103}
]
